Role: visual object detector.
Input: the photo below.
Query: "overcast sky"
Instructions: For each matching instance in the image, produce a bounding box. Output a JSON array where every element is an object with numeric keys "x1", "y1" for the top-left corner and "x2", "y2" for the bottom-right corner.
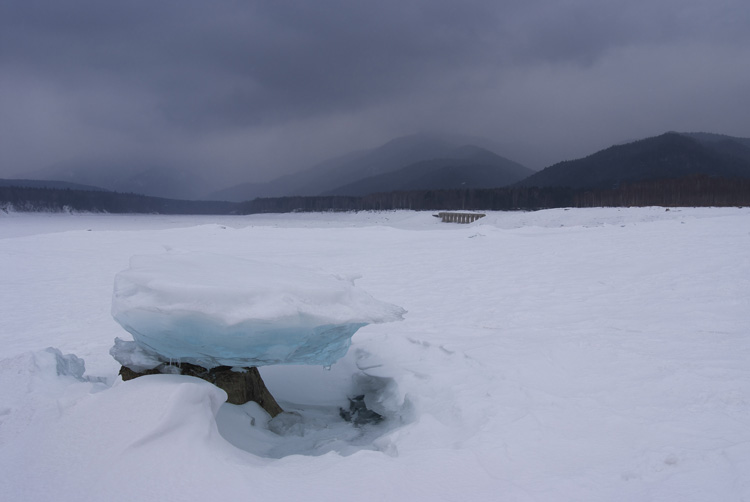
[{"x1": 2, "y1": 0, "x2": 749, "y2": 186}]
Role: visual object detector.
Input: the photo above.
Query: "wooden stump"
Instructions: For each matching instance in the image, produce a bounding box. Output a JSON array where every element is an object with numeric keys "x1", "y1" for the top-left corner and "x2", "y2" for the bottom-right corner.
[{"x1": 119, "y1": 363, "x2": 283, "y2": 417}]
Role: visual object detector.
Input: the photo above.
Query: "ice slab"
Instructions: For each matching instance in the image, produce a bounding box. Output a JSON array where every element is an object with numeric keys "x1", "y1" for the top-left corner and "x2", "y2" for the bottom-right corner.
[
  {"x1": 111, "y1": 253, "x2": 405, "y2": 368},
  {"x1": 109, "y1": 337, "x2": 164, "y2": 372},
  {"x1": 44, "y1": 347, "x2": 86, "y2": 380}
]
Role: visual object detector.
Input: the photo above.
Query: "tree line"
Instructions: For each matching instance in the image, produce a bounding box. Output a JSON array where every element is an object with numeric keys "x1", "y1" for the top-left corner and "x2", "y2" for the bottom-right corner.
[
  {"x1": 242, "y1": 175, "x2": 750, "y2": 213},
  {"x1": 0, "y1": 186, "x2": 237, "y2": 214},
  {"x1": 571, "y1": 175, "x2": 750, "y2": 208},
  {"x1": 2, "y1": 175, "x2": 749, "y2": 215}
]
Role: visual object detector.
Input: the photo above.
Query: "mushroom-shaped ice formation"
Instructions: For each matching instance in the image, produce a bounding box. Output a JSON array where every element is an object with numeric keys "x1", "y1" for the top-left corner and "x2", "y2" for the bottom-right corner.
[{"x1": 111, "y1": 252, "x2": 405, "y2": 369}]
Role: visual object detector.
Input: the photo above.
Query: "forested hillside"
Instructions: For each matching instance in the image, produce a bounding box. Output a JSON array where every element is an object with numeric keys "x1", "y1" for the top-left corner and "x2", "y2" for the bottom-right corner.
[{"x1": 518, "y1": 133, "x2": 750, "y2": 189}]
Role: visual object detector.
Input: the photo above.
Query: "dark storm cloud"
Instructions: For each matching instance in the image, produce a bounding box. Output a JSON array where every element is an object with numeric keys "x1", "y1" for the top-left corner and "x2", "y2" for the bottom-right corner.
[{"x1": 2, "y1": 0, "x2": 749, "y2": 185}]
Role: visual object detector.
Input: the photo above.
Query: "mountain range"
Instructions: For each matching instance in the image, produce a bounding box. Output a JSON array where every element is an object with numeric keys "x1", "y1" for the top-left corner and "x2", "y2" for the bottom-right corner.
[
  {"x1": 208, "y1": 133, "x2": 532, "y2": 201},
  {"x1": 5, "y1": 131, "x2": 750, "y2": 202},
  {"x1": 321, "y1": 145, "x2": 533, "y2": 196},
  {"x1": 517, "y1": 132, "x2": 750, "y2": 189}
]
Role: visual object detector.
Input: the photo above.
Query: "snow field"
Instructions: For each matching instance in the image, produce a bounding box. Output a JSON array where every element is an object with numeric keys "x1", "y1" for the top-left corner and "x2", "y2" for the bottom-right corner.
[{"x1": 1, "y1": 207, "x2": 749, "y2": 501}]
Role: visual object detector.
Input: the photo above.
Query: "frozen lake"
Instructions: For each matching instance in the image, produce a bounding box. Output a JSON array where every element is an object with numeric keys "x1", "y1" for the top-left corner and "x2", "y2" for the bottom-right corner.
[{"x1": 1, "y1": 207, "x2": 749, "y2": 501}]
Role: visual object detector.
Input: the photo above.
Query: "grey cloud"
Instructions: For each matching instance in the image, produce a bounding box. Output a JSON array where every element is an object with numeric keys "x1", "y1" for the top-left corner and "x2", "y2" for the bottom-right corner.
[{"x1": 1, "y1": 0, "x2": 749, "y2": 185}]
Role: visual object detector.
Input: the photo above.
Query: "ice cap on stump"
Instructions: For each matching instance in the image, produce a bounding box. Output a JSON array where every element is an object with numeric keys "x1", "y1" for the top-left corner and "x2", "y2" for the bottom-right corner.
[{"x1": 109, "y1": 252, "x2": 405, "y2": 416}]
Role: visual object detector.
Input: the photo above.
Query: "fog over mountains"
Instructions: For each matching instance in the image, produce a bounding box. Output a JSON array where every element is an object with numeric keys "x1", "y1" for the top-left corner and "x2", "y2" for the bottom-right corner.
[
  {"x1": 4, "y1": 131, "x2": 750, "y2": 204},
  {"x1": 26, "y1": 160, "x2": 216, "y2": 201},
  {"x1": 211, "y1": 134, "x2": 535, "y2": 201},
  {"x1": 322, "y1": 145, "x2": 533, "y2": 197},
  {"x1": 3, "y1": 0, "x2": 749, "y2": 202}
]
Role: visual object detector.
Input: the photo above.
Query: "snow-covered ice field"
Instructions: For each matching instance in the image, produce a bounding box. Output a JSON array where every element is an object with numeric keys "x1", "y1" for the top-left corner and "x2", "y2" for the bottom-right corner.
[{"x1": 1, "y1": 207, "x2": 749, "y2": 501}]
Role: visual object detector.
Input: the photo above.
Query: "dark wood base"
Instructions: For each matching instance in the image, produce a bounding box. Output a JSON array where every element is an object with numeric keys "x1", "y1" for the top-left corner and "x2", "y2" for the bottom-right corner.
[{"x1": 120, "y1": 363, "x2": 283, "y2": 417}]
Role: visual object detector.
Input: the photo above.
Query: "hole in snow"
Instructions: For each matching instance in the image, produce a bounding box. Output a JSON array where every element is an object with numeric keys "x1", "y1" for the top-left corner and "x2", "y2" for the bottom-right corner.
[{"x1": 215, "y1": 369, "x2": 411, "y2": 458}]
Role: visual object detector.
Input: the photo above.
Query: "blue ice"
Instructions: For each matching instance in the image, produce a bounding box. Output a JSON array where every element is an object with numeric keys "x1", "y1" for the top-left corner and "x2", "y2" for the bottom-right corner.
[{"x1": 110, "y1": 253, "x2": 405, "y2": 369}]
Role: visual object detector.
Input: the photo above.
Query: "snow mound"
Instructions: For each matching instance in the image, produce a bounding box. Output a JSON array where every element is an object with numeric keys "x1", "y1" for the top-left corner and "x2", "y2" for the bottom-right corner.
[{"x1": 111, "y1": 252, "x2": 405, "y2": 368}]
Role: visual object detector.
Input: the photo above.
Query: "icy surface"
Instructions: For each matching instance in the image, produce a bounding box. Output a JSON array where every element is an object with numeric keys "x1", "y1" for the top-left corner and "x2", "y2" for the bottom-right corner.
[
  {"x1": 108, "y1": 337, "x2": 164, "y2": 372},
  {"x1": 44, "y1": 347, "x2": 86, "y2": 380},
  {"x1": 1, "y1": 208, "x2": 750, "y2": 501},
  {"x1": 111, "y1": 253, "x2": 405, "y2": 368}
]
